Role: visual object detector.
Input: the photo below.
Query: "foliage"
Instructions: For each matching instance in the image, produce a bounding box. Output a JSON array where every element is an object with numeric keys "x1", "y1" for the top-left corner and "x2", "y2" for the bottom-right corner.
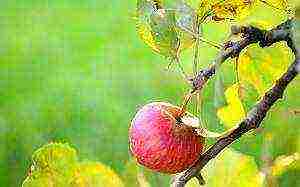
[
  {"x1": 186, "y1": 149, "x2": 264, "y2": 187},
  {"x1": 0, "y1": 0, "x2": 298, "y2": 187},
  {"x1": 22, "y1": 143, "x2": 124, "y2": 187},
  {"x1": 217, "y1": 83, "x2": 245, "y2": 128}
]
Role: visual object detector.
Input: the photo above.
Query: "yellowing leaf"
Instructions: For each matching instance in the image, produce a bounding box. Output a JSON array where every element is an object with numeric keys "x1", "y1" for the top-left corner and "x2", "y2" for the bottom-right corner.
[
  {"x1": 136, "y1": 0, "x2": 179, "y2": 58},
  {"x1": 217, "y1": 84, "x2": 246, "y2": 129},
  {"x1": 186, "y1": 149, "x2": 264, "y2": 187},
  {"x1": 31, "y1": 142, "x2": 78, "y2": 172},
  {"x1": 136, "y1": 0, "x2": 199, "y2": 59},
  {"x1": 22, "y1": 143, "x2": 125, "y2": 187},
  {"x1": 238, "y1": 43, "x2": 293, "y2": 95},
  {"x1": 211, "y1": 0, "x2": 254, "y2": 21},
  {"x1": 71, "y1": 161, "x2": 124, "y2": 187},
  {"x1": 22, "y1": 143, "x2": 78, "y2": 187},
  {"x1": 259, "y1": 0, "x2": 289, "y2": 11},
  {"x1": 137, "y1": 20, "x2": 160, "y2": 53},
  {"x1": 170, "y1": 0, "x2": 198, "y2": 51},
  {"x1": 195, "y1": 0, "x2": 254, "y2": 22},
  {"x1": 271, "y1": 153, "x2": 300, "y2": 177}
]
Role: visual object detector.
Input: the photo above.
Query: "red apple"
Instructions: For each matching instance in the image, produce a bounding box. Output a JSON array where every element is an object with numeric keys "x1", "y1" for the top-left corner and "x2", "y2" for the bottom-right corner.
[{"x1": 129, "y1": 102, "x2": 205, "y2": 174}]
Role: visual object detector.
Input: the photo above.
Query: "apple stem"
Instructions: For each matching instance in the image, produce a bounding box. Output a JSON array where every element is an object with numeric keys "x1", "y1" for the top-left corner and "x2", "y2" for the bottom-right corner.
[{"x1": 179, "y1": 92, "x2": 193, "y2": 118}]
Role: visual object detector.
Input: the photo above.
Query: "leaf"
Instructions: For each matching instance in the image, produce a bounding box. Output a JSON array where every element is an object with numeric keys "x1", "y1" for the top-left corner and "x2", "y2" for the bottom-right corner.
[
  {"x1": 136, "y1": 0, "x2": 180, "y2": 59},
  {"x1": 196, "y1": 0, "x2": 213, "y2": 19},
  {"x1": 71, "y1": 161, "x2": 124, "y2": 187},
  {"x1": 186, "y1": 149, "x2": 264, "y2": 187},
  {"x1": 31, "y1": 142, "x2": 78, "y2": 172},
  {"x1": 196, "y1": 0, "x2": 254, "y2": 21},
  {"x1": 167, "y1": 0, "x2": 198, "y2": 50},
  {"x1": 122, "y1": 158, "x2": 170, "y2": 187},
  {"x1": 238, "y1": 43, "x2": 293, "y2": 95},
  {"x1": 213, "y1": 0, "x2": 253, "y2": 21},
  {"x1": 121, "y1": 159, "x2": 143, "y2": 187},
  {"x1": 136, "y1": 0, "x2": 199, "y2": 59},
  {"x1": 22, "y1": 142, "x2": 78, "y2": 187},
  {"x1": 271, "y1": 153, "x2": 300, "y2": 177},
  {"x1": 217, "y1": 83, "x2": 246, "y2": 129},
  {"x1": 259, "y1": 0, "x2": 290, "y2": 11},
  {"x1": 22, "y1": 143, "x2": 124, "y2": 187}
]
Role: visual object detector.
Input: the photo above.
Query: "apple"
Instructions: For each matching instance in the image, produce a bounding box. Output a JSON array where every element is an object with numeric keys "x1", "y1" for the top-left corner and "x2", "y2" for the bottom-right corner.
[{"x1": 129, "y1": 102, "x2": 205, "y2": 174}]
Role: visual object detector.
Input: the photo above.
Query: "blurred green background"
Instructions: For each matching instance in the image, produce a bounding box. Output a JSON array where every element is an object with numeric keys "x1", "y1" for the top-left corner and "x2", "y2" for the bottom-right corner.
[{"x1": 0, "y1": 1, "x2": 299, "y2": 187}]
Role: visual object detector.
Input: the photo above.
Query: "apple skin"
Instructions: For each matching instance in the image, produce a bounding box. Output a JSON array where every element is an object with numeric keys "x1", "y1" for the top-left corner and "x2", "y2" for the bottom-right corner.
[{"x1": 129, "y1": 102, "x2": 205, "y2": 174}]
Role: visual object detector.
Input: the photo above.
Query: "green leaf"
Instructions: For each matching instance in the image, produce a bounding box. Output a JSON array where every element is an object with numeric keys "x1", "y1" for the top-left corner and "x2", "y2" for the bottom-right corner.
[
  {"x1": 136, "y1": 0, "x2": 200, "y2": 59},
  {"x1": 238, "y1": 43, "x2": 293, "y2": 95},
  {"x1": 136, "y1": 0, "x2": 179, "y2": 59},
  {"x1": 186, "y1": 149, "x2": 264, "y2": 187},
  {"x1": 149, "y1": 8, "x2": 180, "y2": 58},
  {"x1": 165, "y1": 0, "x2": 198, "y2": 50}
]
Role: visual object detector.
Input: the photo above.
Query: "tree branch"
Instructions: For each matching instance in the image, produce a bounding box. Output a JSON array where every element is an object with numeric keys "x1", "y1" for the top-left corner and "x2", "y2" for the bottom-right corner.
[
  {"x1": 172, "y1": 19, "x2": 299, "y2": 187},
  {"x1": 191, "y1": 19, "x2": 296, "y2": 92}
]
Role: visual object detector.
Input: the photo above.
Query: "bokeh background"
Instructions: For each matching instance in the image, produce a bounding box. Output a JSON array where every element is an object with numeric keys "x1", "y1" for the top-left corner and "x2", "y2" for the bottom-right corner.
[{"x1": 0, "y1": 1, "x2": 299, "y2": 186}]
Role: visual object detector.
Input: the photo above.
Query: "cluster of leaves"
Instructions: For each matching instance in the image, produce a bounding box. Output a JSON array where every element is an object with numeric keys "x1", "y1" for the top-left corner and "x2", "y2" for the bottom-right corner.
[
  {"x1": 135, "y1": 0, "x2": 299, "y2": 186},
  {"x1": 0, "y1": 1, "x2": 297, "y2": 187},
  {"x1": 22, "y1": 143, "x2": 124, "y2": 187},
  {"x1": 136, "y1": 0, "x2": 257, "y2": 60}
]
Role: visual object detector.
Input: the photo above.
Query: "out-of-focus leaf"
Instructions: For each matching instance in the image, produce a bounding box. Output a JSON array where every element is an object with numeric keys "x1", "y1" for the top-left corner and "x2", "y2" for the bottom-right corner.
[
  {"x1": 217, "y1": 83, "x2": 246, "y2": 129},
  {"x1": 186, "y1": 149, "x2": 264, "y2": 187},
  {"x1": 271, "y1": 153, "x2": 300, "y2": 177},
  {"x1": 238, "y1": 43, "x2": 293, "y2": 95},
  {"x1": 31, "y1": 142, "x2": 78, "y2": 172},
  {"x1": 137, "y1": 172, "x2": 152, "y2": 187},
  {"x1": 71, "y1": 161, "x2": 124, "y2": 187},
  {"x1": 122, "y1": 158, "x2": 171, "y2": 187},
  {"x1": 214, "y1": 70, "x2": 226, "y2": 109},
  {"x1": 22, "y1": 143, "x2": 124, "y2": 187},
  {"x1": 22, "y1": 142, "x2": 78, "y2": 187},
  {"x1": 121, "y1": 159, "x2": 141, "y2": 187}
]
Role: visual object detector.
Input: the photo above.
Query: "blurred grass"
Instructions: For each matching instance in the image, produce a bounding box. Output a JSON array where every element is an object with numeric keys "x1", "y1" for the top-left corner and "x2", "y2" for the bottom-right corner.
[{"x1": 0, "y1": 1, "x2": 299, "y2": 187}]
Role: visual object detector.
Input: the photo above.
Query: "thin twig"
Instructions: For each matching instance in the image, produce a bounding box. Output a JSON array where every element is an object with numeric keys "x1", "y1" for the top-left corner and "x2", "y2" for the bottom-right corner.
[{"x1": 172, "y1": 18, "x2": 299, "y2": 187}]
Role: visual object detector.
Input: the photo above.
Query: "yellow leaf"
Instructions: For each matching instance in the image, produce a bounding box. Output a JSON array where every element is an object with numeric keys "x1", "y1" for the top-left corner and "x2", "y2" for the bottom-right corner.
[
  {"x1": 71, "y1": 161, "x2": 125, "y2": 187},
  {"x1": 186, "y1": 149, "x2": 264, "y2": 187},
  {"x1": 22, "y1": 143, "x2": 125, "y2": 187},
  {"x1": 260, "y1": 0, "x2": 289, "y2": 10},
  {"x1": 137, "y1": 23, "x2": 160, "y2": 53},
  {"x1": 271, "y1": 153, "x2": 300, "y2": 176},
  {"x1": 217, "y1": 84, "x2": 246, "y2": 129},
  {"x1": 209, "y1": 0, "x2": 254, "y2": 21}
]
